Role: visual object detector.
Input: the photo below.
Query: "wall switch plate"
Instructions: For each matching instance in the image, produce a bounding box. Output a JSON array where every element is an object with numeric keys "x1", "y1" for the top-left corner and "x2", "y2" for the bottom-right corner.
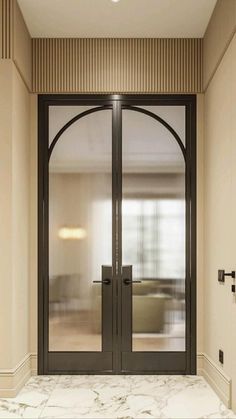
[
  {"x1": 219, "y1": 350, "x2": 224, "y2": 364},
  {"x1": 218, "y1": 270, "x2": 225, "y2": 282}
]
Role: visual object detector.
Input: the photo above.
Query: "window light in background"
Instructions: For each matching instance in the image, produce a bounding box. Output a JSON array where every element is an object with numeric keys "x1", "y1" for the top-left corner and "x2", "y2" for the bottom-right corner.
[{"x1": 58, "y1": 227, "x2": 87, "y2": 240}]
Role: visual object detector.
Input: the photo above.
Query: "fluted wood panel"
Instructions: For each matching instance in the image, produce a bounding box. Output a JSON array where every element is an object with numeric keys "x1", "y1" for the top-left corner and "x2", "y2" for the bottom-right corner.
[
  {"x1": 0, "y1": 0, "x2": 13, "y2": 59},
  {"x1": 32, "y1": 38, "x2": 202, "y2": 93}
]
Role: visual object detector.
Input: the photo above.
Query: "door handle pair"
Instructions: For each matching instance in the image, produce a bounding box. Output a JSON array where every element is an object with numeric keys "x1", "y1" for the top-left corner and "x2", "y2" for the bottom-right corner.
[
  {"x1": 93, "y1": 278, "x2": 141, "y2": 285},
  {"x1": 93, "y1": 265, "x2": 142, "y2": 286}
]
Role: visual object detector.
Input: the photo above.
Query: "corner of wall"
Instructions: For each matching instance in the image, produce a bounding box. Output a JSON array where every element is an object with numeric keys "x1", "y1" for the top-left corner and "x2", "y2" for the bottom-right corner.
[
  {"x1": 197, "y1": 353, "x2": 231, "y2": 408},
  {"x1": 0, "y1": 355, "x2": 31, "y2": 398},
  {"x1": 203, "y1": 0, "x2": 236, "y2": 90}
]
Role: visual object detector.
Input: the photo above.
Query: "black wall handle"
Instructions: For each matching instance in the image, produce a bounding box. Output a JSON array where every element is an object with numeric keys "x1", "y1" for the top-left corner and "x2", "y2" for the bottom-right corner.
[{"x1": 218, "y1": 270, "x2": 235, "y2": 283}]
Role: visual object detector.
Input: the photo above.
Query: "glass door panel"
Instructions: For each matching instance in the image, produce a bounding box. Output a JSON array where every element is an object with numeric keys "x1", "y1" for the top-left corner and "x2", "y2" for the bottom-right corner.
[
  {"x1": 48, "y1": 106, "x2": 112, "y2": 352},
  {"x1": 39, "y1": 95, "x2": 196, "y2": 375},
  {"x1": 122, "y1": 107, "x2": 186, "y2": 353}
]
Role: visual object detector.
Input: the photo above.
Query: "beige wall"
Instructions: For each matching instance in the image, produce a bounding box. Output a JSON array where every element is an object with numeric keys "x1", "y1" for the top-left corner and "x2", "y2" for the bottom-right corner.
[
  {"x1": 0, "y1": 60, "x2": 31, "y2": 394},
  {"x1": 204, "y1": 32, "x2": 236, "y2": 409},
  {"x1": 0, "y1": 61, "x2": 14, "y2": 370},
  {"x1": 0, "y1": 0, "x2": 32, "y2": 396},
  {"x1": 196, "y1": 94, "x2": 204, "y2": 355},
  {"x1": 231, "y1": 35, "x2": 236, "y2": 411},
  {"x1": 29, "y1": 94, "x2": 37, "y2": 357},
  {"x1": 203, "y1": 0, "x2": 236, "y2": 90},
  {"x1": 12, "y1": 64, "x2": 31, "y2": 367}
]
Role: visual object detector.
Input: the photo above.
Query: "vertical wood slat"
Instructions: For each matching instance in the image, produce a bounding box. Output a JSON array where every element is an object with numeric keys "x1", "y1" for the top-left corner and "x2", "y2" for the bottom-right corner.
[
  {"x1": 32, "y1": 38, "x2": 203, "y2": 93},
  {"x1": 0, "y1": 0, "x2": 13, "y2": 59}
]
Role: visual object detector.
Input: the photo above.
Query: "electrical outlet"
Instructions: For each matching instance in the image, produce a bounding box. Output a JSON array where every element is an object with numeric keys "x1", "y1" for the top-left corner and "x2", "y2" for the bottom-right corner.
[{"x1": 219, "y1": 350, "x2": 224, "y2": 364}]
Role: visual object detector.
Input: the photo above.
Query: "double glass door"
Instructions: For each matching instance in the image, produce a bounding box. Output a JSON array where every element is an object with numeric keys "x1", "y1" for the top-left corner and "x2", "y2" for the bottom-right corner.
[{"x1": 38, "y1": 95, "x2": 196, "y2": 374}]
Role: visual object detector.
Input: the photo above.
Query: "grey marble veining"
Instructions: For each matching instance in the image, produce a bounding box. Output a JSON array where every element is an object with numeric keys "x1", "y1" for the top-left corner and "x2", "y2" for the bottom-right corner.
[
  {"x1": 0, "y1": 376, "x2": 59, "y2": 419},
  {"x1": 0, "y1": 375, "x2": 235, "y2": 419}
]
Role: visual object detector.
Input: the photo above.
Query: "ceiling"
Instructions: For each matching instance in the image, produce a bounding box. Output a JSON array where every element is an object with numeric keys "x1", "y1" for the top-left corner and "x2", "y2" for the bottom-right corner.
[{"x1": 18, "y1": 0, "x2": 217, "y2": 38}]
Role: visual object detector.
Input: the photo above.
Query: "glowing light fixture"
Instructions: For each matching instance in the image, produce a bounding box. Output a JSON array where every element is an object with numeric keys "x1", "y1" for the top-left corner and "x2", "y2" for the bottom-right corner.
[
  {"x1": 111, "y1": 0, "x2": 120, "y2": 3},
  {"x1": 58, "y1": 227, "x2": 87, "y2": 240}
]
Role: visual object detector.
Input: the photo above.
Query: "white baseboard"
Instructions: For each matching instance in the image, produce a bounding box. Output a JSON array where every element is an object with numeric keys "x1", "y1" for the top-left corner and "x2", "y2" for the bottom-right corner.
[
  {"x1": 0, "y1": 353, "x2": 37, "y2": 398},
  {"x1": 30, "y1": 353, "x2": 37, "y2": 376},
  {"x1": 197, "y1": 352, "x2": 231, "y2": 408}
]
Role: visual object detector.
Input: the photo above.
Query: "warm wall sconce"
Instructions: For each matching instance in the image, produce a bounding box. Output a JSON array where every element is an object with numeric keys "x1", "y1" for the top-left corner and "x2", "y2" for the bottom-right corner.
[{"x1": 58, "y1": 227, "x2": 87, "y2": 240}]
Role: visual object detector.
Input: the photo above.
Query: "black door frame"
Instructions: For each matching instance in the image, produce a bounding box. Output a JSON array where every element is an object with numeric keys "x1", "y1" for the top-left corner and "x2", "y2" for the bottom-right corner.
[{"x1": 38, "y1": 94, "x2": 196, "y2": 375}]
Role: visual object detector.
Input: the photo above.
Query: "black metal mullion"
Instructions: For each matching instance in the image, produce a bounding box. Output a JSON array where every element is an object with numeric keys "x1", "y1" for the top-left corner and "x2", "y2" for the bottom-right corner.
[
  {"x1": 112, "y1": 100, "x2": 122, "y2": 372},
  {"x1": 38, "y1": 97, "x2": 45, "y2": 374},
  {"x1": 189, "y1": 99, "x2": 197, "y2": 374}
]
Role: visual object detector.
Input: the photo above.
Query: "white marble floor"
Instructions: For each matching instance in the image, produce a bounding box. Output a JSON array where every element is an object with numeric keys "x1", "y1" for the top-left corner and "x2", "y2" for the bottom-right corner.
[{"x1": 0, "y1": 375, "x2": 235, "y2": 419}]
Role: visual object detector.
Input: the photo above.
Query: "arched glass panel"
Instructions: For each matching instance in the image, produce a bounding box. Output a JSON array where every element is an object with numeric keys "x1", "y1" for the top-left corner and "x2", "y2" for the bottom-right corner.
[
  {"x1": 49, "y1": 106, "x2": 96, "y2": 146},
  {"x1": 137, "y1": 105, "x2": 185, "y2": 146},
  {"x1": 122, "y1": 107, "x2": 186, "y2": 352},
  {"x1": 48, "y1": 107, "x2": 112, "y2": 352}
]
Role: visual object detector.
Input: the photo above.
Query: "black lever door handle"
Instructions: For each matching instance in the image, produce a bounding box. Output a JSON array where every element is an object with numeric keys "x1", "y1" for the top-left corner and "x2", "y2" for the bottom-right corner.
[
  {"x1": 93, "y1": 278, "x2": 111, "y2": 285},
  {"x1": 123, "y1": 278, "x2": 142, "y2": 285}
]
